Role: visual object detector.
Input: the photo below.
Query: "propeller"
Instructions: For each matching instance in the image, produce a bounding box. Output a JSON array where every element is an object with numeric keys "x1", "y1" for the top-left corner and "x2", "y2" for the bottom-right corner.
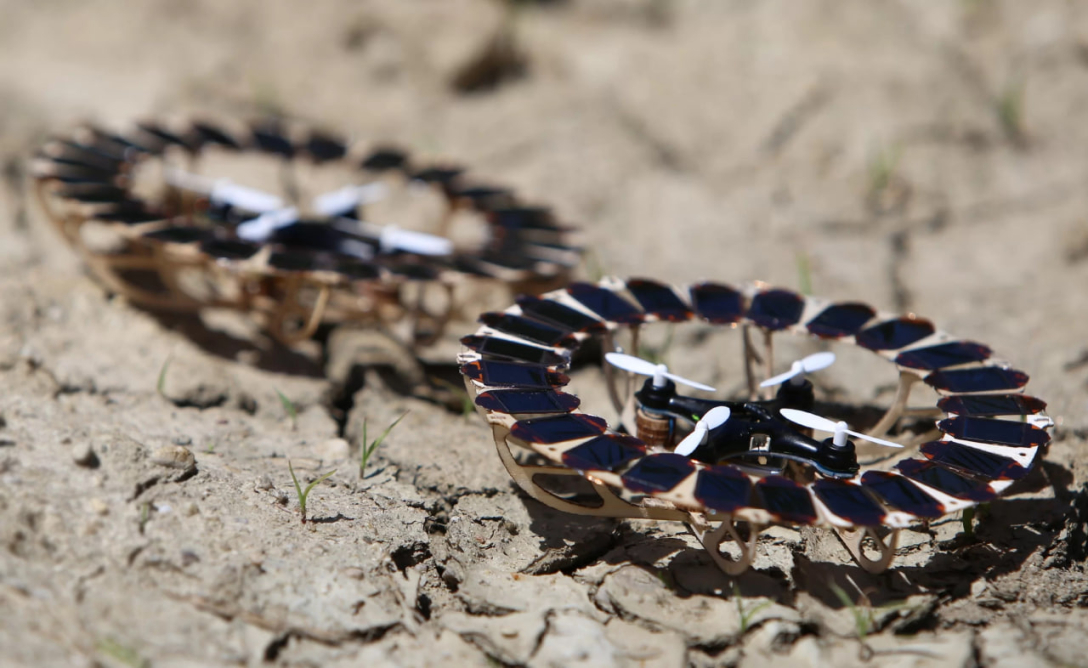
[
  {"x1": 167, "y1": 168, "x2": 452, "y2": 256},
  {"x1": 164, "y1": 168, "x2": 284, "y2": 213},
  {"x1": 674, "y1": 406, "x2": 731, "y2": 456},
  {"x1": 778, "y1": 408, "x2": 904, "y2": 449},
  {"x1": 312, "y1": 182, "x2": 387, "y2": 217},
  {"x1": 760, "y1": 351, "x2": 836, "y2": 388},
  {"x1": 236, "y1": 207, "x2": 300, "y2": 242},
  {"x1": 604, "y1": 352, "x2": 716, "y2": 392}
]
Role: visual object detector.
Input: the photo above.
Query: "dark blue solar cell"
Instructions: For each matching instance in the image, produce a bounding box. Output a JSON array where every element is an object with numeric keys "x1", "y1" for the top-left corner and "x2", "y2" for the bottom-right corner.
[
  {"x1": 860, "y1": 471, "x2": 944, "y2": 518},
  {"x1": 474, "y1": 389, "x2": 580, "y2": 415},
  {"x1": 925, "y1": 367, "x2": 1029, "y2": 394},
  {"x1": 88, "y1": 127, "x2": 155, "y2": 154},
  {"x1": 490, "y1": 207, "x2": 559, "y2": 231},
  {"x1": 143, "y1": 227, "x2": 209, "y2": 244},
  {"x1": 46, "y1": 164, "x2": 118, "y2": 184},
  {"x1": 567, "y1": 283, "x2": 644, "y2": 325},
  {"x1": 460, "y1": 335, "x2": 567, "y2": 366},
  {"x1": 479, "y1": 312, "x2": 575, "y2": 348},
  {"x1": 192, "y1": 122, "x2": 241, "y2": 149},
  {"x1": 136, "y1": 123, "x2": 193, "y2": 150},
  {"x1": 383, "y1": 261, "x2": 439, "y2": 280},
  {"x1": 479, "y1": 248, "x2": 534, "y2": 271},
  {"x1": 806, "y1": 302, "x2": 875, "y2": 338},
  {"x1": 412, "y1": 167, "x2": 463, "y2": 186},
  {"x1": 461, "y1": 360, "x2": 567, "y2": 389},
  {"x1": 42, "y1": 154, "x2": 117, "y2": 173},
  {"x1": 510, "y1": 414, "x2": 609, "y2": 444},
  {"x1": 515, "y1": 296, "x2": 605, "y2": 334},
  {"x1": 855, "y1": 317, "x2": 935, "y2": 351},
  {"x1": 625, "y1": 279, "x2": 692, "y2": 322},
  {"x1": 690, "y1": 283, "x2": 744, "y2": 324},
  {"x1": 63, "y1": 135, "x2": 129, "y2": 161},
  {"x1": 747, "y1": 289, "x2": 804, "y2": 331},
  {"x1": 95, "y1": 208, "x2": 162, "y2": 224},
  {"x1": 361, "y1": 148, "x2": 408, "y2": 172},
  {"x1": 693, "y1": 465, "x2": 752, "y2": 513},
  {"x1": 621, "y1": 453, "x2": 696, "y2": 494},
  {"x1": 562, "y1": 433, "x2": 646, "y2": 472},
  {"x1": 937, "y1": 394, "x2": 1046, "y2": 417},
  {"x1": 812, "y1": 479, "x2": 886, "y2": 527},
  {"x1": 452, "y1": 185, "x2": 512, "y2": 207},
  {"x1": 755, "y1": 476, "x2": 817, "y2": 524},
  {"x1": 895, "y1": 459, "x2": 996, "y2": 501},
  {"x1": 335, "y1": 259, "x2": 381, "y2": 280},
  {"x1": 896, "y1": 341, "x2": 992, "y2": 371},
  {"x1": 937, "y1": 416, "x2": 1049, "y2": 449},
  {"x1": 269, "y1": 250, "x2": 322, "y2": 271},
  {"x1": 920, "y1": 441, "x2": 1029, "y2": 481},
  {"x1": 251, "y1": 125, "x2": 295, "y2": 158},
  {"x1": 55, "y1": 184, "x2": 129, "y2": 203},
  {"x1": 202, "y1": 239, "x2": 260, "y2": 260},
  {"x1": 44, "y1": 145, "x2": 123, "y2": 172},
  {"x1": 305, "y1": 133, "x2": 346, "y2": 162},
  {"x1": 269, "y1": 222, "x2": 361, "y2": 255}
]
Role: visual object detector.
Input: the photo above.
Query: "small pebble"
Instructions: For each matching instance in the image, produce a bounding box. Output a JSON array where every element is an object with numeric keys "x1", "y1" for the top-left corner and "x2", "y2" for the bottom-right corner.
[
  {"x1": 151, "y1": 445, "x2": 196, "y2": 471},
  {"x1": 172, "y1": 435, "x2": 192, "y2": 446},
  {"x1": 184, "y1": 502, "x2": 199, "y2": 516},
  {"x1": 88, "y1": 498, "x2": 109, "y2": 516},
  {"x1": 71, "y1": 442, "x2": 99, "y2": 468},
  {"x1": 254, "y1": 474, "x2": 274, "y2": 492},
  {"x1": 314, "y1": 438, "x2": 351, "y2": 464}
]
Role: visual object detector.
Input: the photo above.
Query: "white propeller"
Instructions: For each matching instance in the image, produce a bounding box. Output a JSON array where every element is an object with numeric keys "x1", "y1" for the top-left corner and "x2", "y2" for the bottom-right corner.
[
  {"x1": 165, "y1": 168, "x2": 284, "y2": 213},
  {"x1": 604, "y1": 352, "x2": 716, "y2": 392},
  {"x1": 312, "y1": 182, "x2": 387, "y2": 217},
  {"x1": 378, "y1": 225, "x2": 454, "y2": 256},
  {"x1": 778, "y1": 408, "x2": 903, "y2": 449},
  {"x1": 236, "y1": 207, "x2": 300, "y2": 242},
  {"x1": 675, "y1": 406, "x2": 731, "y2": 456},
  {"x1": 760, "y1": 351, "x2": 836, "y2": 388}
]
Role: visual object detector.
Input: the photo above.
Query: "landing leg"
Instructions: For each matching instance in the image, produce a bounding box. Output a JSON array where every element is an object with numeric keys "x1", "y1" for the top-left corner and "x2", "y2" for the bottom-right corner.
[
  {"x1": 689, "y1": 514, "x2": 761, "y2": 576},
  {"x1": 868, "y1": 372, "x2": 920, "y2": 439},
  {"x1": 835, "y1": 526, "x2": 899, "y2": 574}
]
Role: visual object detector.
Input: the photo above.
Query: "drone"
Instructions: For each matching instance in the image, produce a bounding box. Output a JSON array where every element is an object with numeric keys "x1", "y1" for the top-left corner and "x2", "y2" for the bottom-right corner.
[
  {"x1": 603, "y1": 350, "x2": 904, "y2": 480},
  {"x1": 32, "y1": 117, "x2": 580, "y2": 346},
  {"x1": 459, "y1": 277, "x2": 1052, "y2": 575}
]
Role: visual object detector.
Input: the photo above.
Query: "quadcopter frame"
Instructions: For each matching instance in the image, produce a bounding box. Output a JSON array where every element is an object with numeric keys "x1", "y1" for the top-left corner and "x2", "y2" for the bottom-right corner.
[
  {"x1": 32, "y1": 118, "x2": 580, "y2": 347},
  {"x1": 460, "y1": 277, "x2": 1051, "y2": 575}
]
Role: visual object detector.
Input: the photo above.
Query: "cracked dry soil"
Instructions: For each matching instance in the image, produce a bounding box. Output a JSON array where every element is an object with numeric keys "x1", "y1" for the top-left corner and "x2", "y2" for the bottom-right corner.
[{"x1": 4, "y1": 1, "x2": 1088, "y2": 666}]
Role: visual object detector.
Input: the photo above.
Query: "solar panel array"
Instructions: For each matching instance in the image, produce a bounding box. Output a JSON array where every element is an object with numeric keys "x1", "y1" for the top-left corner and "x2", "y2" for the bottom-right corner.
[
  {"x1": 32, "y1": 118, "x2": 580, "y2": 342},
  {"x1": 460, "y1": 278, "x2": 1050, "y2": 531}
]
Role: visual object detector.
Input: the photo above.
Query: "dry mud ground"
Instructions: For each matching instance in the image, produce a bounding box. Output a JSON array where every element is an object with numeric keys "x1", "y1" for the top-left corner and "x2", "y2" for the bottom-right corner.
[{"x1": 3, "y1": 1, "x2": 1088, "y2": 666}]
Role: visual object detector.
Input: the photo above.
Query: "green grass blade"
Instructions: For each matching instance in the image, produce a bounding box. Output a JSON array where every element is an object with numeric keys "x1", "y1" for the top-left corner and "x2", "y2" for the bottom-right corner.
[
  {"x1": 275, "y1": 388, "x2": 298, "y2": 429},
  {"x1": 156, "y1": 356, "x2": 171, "y2": 396}
]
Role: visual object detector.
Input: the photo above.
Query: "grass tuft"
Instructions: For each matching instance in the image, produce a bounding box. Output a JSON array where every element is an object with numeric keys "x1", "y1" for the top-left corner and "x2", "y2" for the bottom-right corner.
[
  {"x1": 156, "y1": 356, "x2": 171, "y2": 397},
  {"x1": 432, "y1": 376, "x2": 475, "y2": 418},
  {"x1": 829, "y1": 583, "x2": 873, "y2": 640},
  {"x1": 996, "y1": 76, "x2": 1026, "y2": 144},
  {"x1": 275, "y1": 388, "x2": 298, "y2": 430},
  {"x1": 96, "y1": 637, "x2": 149, "y2": 668},
  {"x1": 734, "y1": 583, "x2": 774, "y2": 633},
  {"x1": 868, "y1": 143, "x2": 902, "y2": 199},
  {"x1": 796, "y1": 250, "x2": 813, "y2": 295},
  {"x1": 288, "y1": 460, "x2": 336, "y2": 524},
  {"x1": 360, "y1": 411, "x2": 409, "y2": 479}
]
